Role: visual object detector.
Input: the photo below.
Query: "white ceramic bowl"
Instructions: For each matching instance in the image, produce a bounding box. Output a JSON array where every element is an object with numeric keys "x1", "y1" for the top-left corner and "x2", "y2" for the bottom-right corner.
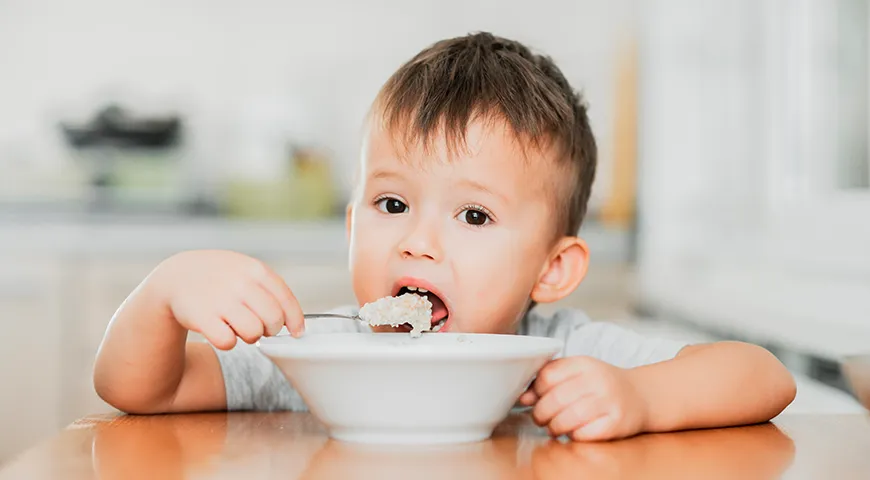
[{"x1": 257, "y1": 332, "x2": 561, "y2": 445}]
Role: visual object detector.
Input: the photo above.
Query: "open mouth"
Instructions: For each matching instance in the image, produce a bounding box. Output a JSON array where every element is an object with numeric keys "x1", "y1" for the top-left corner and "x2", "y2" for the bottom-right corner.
[{"x1": 393, "y1": 282, "x2": 450, "y2": 333}]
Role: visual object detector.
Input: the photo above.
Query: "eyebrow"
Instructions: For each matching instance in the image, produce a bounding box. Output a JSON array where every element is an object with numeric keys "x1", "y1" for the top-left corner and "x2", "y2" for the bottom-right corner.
[
  {"x1": 456, "y1": 179, "x2": 510, "y2": 205},
  {"x1": 368, "y1": 169, "x2": 405, "y2": 181},
  {"x1": 367, "y1": 169, "x2": 510, "y2": 204}
]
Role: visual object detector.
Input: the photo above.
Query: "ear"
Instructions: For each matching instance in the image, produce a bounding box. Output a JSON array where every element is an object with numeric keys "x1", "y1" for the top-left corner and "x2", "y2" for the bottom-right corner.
[{"x1": 530, "y1": 236, "x2": 589, "y2": 304}]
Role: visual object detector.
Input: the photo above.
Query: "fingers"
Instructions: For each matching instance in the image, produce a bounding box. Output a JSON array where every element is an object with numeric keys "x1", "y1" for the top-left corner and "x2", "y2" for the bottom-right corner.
[
  {"x1": 532, "y1": 376, "x2": 590, "y2": 427},
  {"x1": 201, "y1": 283, "x2": 281, "y2": 350},
  {"x1": 259, "y1": 268, "x2": 305, "y2": 337},
  {"x1": 570, "y1": 416, "x2": 616, "y2": 441},
  {"x1": 198, "y1": 317, "x2": 237, "y2": 351},
  {"x1": 241, "y1": 282, "x2": 285, "y2": 337},
  {"x1": 527, "y1": 357, "x2": 632, "y2": 441},
  {"x1": 222, "y1": 302, "x2": 264, "y2": 344},
  {"x1": 534, "y1": 357, "x2": 596, "y2": 397},
  {"x1": 547, "y1": 399, "x2": 608, "y2": 437},
  {"x1": 535, "y1": 386, "x2": 613, "y2": 439},
  {"x1": 168, "y1": 253, "x2": 307, "y2": 351},
  {"x1": 519, "y1": 389, "x2": 539, "y2": 406}
]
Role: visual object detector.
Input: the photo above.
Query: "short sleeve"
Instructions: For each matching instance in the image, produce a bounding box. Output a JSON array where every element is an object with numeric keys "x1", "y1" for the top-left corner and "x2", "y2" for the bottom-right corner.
[
  {"x1": 214, "y1": 342, "x2": 306, "y2": 411},
  {"x1": 522, "y1": 309, "x2": 689, "y2": 368},
  {"x1": 213, "y1": 304, "x2": 365, "y2": 411}
]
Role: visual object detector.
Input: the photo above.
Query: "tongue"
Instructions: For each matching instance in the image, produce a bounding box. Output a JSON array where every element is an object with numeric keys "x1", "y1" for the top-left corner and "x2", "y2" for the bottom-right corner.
[{"x1": 426, "y1": 294, "x2": 448, "y2": 323}]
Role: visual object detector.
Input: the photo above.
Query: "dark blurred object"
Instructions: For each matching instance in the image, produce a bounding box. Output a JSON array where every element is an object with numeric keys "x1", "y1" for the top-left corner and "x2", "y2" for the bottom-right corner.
[
  {"x1": 60, "y1": 104, "x2": 182, "y2": 149},
  {"x1": 842, "y1": 355, "x2": 870, "y2": 411},
  {"x1": 57, "y1": 103, "x2": 193, "y2": 214}
]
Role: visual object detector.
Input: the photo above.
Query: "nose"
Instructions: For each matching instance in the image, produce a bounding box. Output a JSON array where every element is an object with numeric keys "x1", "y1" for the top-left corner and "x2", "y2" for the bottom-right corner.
[{"x1": 398, "y1": 215, "x2": 443, "y2": 262}]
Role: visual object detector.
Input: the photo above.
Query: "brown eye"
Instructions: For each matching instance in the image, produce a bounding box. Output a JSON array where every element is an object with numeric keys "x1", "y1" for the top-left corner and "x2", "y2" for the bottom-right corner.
[
  {"x1": 376, "y1": 197, "x2": 408, "y2": 214},
  {"x1": 459, "y1": 208, "x2": 490, "y2": 226}
]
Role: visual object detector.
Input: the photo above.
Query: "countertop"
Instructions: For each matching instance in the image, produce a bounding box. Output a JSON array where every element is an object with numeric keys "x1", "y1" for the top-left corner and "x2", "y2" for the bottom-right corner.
[
  {"x1": 1, "y1": 412, "x2": 869, "y2": 479},
  {"x1": 0, "y1": 214, "x2": 631, "y2": 261},
  {"x1": 0, "y1": 215, "x2": 350, "y2": 258}
]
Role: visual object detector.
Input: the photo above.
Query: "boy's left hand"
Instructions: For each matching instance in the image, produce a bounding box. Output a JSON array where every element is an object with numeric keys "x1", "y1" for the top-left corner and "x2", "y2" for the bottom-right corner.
[{"x1": 518, "y1": 356, "x2": 649, "y2": 441}]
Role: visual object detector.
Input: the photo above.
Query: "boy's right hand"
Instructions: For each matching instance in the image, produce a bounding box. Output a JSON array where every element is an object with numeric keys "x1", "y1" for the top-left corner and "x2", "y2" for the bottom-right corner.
[{"x1": 150, "y1": 250, "x2": 305, "y2": 350}]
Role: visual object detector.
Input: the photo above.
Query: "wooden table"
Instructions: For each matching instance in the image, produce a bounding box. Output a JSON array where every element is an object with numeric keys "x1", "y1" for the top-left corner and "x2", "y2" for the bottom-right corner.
[{"x1": 1, "y1": 412, "x2": 868, "y2": 479}]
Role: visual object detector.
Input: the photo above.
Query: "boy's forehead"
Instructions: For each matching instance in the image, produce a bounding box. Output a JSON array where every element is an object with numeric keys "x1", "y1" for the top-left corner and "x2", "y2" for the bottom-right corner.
[
  {"x1": 361, "y1": 114, "x2": 554, "y2": 173},
  {"x1": 358, "y1": 118, "x2": 566, "y2": 209},
  {"x1": 357, "y1": 113, "x2": 569, "y2": 235}
]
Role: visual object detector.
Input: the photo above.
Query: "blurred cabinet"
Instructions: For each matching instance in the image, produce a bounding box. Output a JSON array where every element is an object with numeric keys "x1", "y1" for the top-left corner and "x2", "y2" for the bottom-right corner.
[
  {"x1": 60, "y1": 256, "x2": 356, "y2": 426},
  {"x1": 271, "y1": 262, "x2": 355, "y2": 313},
  {"x1": 61, "y1": 252, "x2": 354, "y2": 423},
  {"x1": 0, "y1": 226, "x2": 351, "y2": 464},
  {"x1": 0, "y1": 256, "x2": 64, "y2": 462},
  {"x1": 62, "y1": 257, "x2": 166, "y2": 423}
]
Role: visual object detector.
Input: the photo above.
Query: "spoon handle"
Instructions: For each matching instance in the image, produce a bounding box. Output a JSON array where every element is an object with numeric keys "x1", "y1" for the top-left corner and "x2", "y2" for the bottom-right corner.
[{"x1": 303, "y1": 313, "x2": 363, "y2": 322}]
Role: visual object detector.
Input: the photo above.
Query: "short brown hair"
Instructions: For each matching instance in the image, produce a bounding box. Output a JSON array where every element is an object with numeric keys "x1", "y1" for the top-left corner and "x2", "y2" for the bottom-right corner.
[{"x1": 373, "y1": 32, "x2": 597, "y2": 236}]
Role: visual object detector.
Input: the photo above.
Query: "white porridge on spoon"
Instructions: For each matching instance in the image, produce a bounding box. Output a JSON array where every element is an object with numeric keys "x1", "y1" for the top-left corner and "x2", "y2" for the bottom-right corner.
[{"x1": 359, "y1": 293, "x2": 434, "y2": 337}]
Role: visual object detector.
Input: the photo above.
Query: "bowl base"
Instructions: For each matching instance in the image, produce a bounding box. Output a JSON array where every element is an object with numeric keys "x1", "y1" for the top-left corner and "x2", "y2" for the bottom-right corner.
[{"x1": 330, "y1": 427, "x2": 494, "y2": 445}]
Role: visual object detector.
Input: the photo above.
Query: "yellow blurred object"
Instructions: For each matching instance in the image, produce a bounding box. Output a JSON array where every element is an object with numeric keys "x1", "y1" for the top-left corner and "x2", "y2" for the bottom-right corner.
[
  {"x1": 223, "y1": 147, "x2": 336, "y2": 219},
  {"x1": 600, "y1": 39, "x2": 638, "y2": 228},
  {"x1": 223, "y1": 177, "x2": 295, "y2": 219},
  {"x1": 289, "y1": 148, "x2": 336, "y2": 219}
]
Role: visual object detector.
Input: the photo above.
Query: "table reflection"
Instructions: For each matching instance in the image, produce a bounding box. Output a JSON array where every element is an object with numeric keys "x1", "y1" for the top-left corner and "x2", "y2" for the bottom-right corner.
[{"x1": 88, "y1": 413, "x2": 794, "y2": 480}]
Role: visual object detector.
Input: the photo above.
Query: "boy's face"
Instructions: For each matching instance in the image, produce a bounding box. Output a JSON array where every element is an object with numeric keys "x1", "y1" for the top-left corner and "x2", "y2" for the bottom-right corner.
[{"x1": 347, "y1": 117, "x2": 577, "y2": 334}]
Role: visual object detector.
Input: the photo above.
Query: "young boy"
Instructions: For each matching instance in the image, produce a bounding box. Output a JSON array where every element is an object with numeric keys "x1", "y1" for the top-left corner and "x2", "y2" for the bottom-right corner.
[{"x1": 94, "y1": 32, "x2": 796, "y2": 441}]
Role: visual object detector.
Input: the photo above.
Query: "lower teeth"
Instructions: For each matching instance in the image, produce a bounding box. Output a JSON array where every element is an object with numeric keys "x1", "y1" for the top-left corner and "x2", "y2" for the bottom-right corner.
[{"x1": 432, "y1": 319, "x2": 446, "y2": 332}]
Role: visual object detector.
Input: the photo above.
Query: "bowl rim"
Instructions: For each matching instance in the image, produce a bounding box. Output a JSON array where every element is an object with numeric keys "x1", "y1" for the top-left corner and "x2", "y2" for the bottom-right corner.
[{"x1": 256, "y1": 332, "x2": 563, "y2": 361}]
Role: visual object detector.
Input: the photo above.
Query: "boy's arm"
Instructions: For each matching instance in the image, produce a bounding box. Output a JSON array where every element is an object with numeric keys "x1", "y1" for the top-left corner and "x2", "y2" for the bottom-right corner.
[
  {"x1": 521, "y1": 339, "x2": 796, "y2": 441},
  {"x1": 93, "y1": 279, "x2": 227, "y2": 414},
  {"x1": 94, "y1": 250, "x2": 306, "y2": 414},
  {"x1": 630, "y1": 342, "x2": 796, "y2": 432}
]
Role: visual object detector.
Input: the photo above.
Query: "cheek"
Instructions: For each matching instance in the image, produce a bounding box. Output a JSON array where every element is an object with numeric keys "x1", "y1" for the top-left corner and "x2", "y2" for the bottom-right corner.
[
  {"x1": 445, "y1": 228, "x2": 544, "y2": 331},
  {"x1": 349, "y1": 211, "x2": 396, "y2": 302},
  {"x1": 447, "y1": 227, "x2": 542, "y2": 281}
]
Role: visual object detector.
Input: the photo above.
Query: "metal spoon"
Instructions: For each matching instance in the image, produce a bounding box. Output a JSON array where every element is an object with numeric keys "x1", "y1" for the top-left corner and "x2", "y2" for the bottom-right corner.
[
  {"x1": 303, "y1": 313, "x2": 366, "y2": 322},
  {"x1": 302, "y1": 312, "x2": 433, "y2": 334}
]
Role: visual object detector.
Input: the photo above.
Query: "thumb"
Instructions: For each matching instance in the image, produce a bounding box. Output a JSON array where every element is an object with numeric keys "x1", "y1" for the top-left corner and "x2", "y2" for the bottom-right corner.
[{"x1": 519, "y1": 389, "x2": 539, "y2": 406}]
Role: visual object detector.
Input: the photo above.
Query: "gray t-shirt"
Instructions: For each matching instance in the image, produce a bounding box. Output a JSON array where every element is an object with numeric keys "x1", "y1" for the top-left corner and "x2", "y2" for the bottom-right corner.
[{"x1": 214, "y1": 306, "x2": 688, "y2": 411}]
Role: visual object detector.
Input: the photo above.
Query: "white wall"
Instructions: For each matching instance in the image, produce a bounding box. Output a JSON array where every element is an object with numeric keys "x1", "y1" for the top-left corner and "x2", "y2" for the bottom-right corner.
[
  {"x1": 637, "y1": 0, "x2": 870, "y2": 359},
  {"x1": 0, "y1": 0, "x2": 635, "y2": 206}
]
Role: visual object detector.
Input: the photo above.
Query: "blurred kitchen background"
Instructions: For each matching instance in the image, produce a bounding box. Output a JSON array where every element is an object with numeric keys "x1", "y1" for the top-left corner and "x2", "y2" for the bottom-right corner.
[{"x1": 1, "y1": 0, "x2": 869, "y2": 463}]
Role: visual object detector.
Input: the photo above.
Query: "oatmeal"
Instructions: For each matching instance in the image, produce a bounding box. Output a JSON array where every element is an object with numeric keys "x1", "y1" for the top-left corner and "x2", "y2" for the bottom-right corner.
[{"x1": 359, "y1": 294, "x2": 433, "y2": 337}]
